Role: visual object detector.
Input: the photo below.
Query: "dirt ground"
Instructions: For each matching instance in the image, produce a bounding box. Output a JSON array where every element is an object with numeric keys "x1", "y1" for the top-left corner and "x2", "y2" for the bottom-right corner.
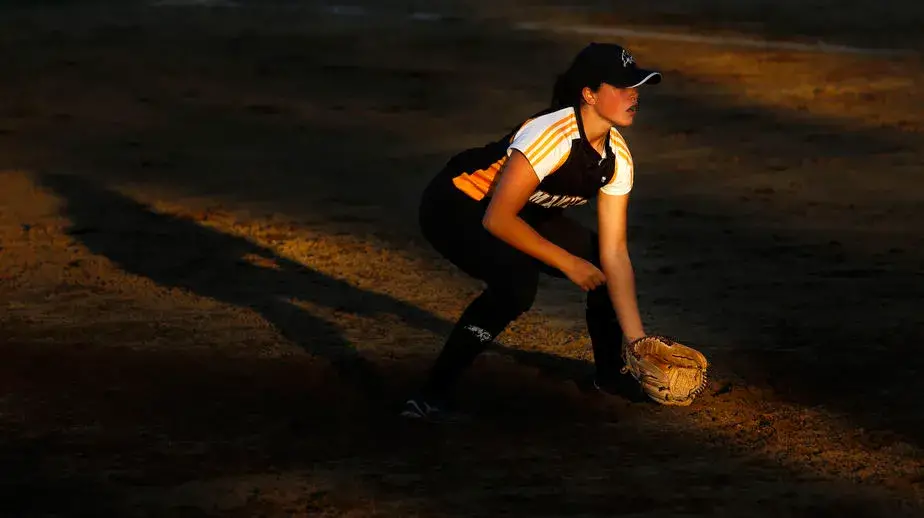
[{"x1": 1, "y1": 0, "x2": 923, "y2": 516}]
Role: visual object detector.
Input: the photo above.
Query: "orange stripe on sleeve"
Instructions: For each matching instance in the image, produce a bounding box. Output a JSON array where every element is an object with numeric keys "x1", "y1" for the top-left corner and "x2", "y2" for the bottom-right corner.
[
  {"x1": 616, "y1": 149, "x2": 632, "y2": 165},
  {"x1": 531, "y1": 123, "x2": 578, "y2": 167},
  {"x1": 610, "y1": 138, "x2": 633, "y2": 166},
  {"x1": 522, "y1": 114, "x2": 576, "y2": 162}
]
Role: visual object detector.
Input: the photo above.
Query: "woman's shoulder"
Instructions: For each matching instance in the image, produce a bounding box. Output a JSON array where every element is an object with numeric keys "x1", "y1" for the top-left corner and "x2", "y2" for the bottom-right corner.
[
  {"x1": 514, "y1": 106, "x2": 576, "y2": 133},
  {"x1": 507, "y1": 106, "x2": 579, "y2": 148},
  {"x1": 608, "y1": 127, "x2": 633, "y2": 158},
  {"x1": 444, "y1": 107, "x2": 576, "y2": 169}
]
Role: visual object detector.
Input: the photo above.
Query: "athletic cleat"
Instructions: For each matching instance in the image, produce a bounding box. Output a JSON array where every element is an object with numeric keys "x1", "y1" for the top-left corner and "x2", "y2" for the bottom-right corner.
[
  {"x1": 400, "y1": 398, "x2": 433, "y2": 418},
  {"x1": 400, "y1": 397, "x2": 468, "y2": 423}
]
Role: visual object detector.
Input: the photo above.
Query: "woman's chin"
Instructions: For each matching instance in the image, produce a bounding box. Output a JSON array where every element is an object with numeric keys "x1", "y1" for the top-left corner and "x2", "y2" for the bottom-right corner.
[{"x1": 616, "y1": 113, "x2": 636, "y2": 127}]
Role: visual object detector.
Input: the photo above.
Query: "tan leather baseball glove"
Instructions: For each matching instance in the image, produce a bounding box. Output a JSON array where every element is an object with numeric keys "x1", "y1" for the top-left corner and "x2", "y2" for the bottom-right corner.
[{"x1": 621, "y1": 335, "x2": 709, "y2": 406}]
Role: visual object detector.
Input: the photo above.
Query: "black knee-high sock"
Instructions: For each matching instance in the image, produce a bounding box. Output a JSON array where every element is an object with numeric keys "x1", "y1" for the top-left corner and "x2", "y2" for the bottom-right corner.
[
  {"x1": 585, "y1": 286, "x2": 623, "y2": 380},
  {"x1": 422, "y1": 287, "x2": 530, "y2": 401}
]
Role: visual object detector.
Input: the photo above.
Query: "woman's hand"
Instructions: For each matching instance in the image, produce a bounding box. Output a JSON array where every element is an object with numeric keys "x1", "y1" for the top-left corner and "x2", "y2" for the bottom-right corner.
[{"x1": 565, "y1": 255, "x2": 606, "y2": 291}]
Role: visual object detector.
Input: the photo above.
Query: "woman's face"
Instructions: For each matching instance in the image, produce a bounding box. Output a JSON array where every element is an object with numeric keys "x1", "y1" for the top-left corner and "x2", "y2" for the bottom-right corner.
[{"x1": 590, "y1": 84, "x2": 639, "y2": 126}]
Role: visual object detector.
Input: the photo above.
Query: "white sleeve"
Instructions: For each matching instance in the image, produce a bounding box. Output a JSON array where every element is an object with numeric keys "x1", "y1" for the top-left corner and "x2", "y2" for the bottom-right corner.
[
  {"x1": 601, "y1": 133, "x2": 634, "y2": 196},
  {"x1": 506, "y1": 112, "x2": 577, "y2": 181}
]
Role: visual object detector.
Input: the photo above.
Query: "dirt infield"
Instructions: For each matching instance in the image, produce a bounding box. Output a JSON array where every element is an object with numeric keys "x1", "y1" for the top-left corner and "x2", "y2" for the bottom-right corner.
[{"x1": 1, "y1": 1, "x2": 923, "y2": 516}]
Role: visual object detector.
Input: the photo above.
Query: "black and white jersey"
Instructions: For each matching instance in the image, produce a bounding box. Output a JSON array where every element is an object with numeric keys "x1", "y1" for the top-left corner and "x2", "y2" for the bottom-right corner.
[{"x1": 448, "y1": 106, "x2": 634, "y2": 209}]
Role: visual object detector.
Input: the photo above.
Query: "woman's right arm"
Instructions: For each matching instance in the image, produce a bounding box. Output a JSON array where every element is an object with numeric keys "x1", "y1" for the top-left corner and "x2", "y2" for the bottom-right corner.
[{"x1": 482, "y1": 150, "x2": 605, "y2": 291}]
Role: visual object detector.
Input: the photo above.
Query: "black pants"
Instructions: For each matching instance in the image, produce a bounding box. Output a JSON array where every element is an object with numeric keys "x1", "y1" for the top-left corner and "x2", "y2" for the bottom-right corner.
[{"x1": 418, "y1": 168, "x2": 624, "y2": 401}]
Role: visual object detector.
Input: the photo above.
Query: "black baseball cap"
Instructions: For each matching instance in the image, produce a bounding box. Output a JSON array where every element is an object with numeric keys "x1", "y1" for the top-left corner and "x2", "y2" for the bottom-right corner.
[{"x1": 569, "y1": 42, "x2": 662, "y2": 88}]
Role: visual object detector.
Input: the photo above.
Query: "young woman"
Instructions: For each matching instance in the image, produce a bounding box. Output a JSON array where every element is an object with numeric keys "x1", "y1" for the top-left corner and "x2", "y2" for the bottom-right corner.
[{"x1": 403, "y1": 42, "x2": 662, "y2": 420}]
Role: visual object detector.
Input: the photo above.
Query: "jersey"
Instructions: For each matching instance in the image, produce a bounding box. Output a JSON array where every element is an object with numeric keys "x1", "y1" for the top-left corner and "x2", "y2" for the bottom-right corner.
[{"x1": 449, "y1": 106, "x2": 634, "y2": 209}]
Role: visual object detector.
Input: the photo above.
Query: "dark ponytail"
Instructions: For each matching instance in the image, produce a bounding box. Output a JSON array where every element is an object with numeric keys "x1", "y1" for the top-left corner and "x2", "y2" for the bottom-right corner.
[
  {"x1": 549, "y1": 63, "x2": 602, "y2": 110},
  {"x1": 550, "y1": 72, "x2": 576, "y2": 109}
]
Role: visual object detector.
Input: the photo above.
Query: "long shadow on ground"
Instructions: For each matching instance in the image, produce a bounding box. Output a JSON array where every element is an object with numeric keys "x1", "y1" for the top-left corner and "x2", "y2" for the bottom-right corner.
[
  {"x1": 32, "y1": 171, "x2": 442, "y2": 398},
  {"x1": 32, "y1": 171, "x2": 608, "y2": 399}
]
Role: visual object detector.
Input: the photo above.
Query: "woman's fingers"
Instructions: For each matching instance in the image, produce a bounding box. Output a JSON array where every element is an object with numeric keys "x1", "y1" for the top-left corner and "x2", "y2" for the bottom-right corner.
[
  {"x1": 591, "y1": 270, "x2": 606, "y2": 290},
  {"x1": 582, "y1": 273, "x2": 606, "y2": 291}
]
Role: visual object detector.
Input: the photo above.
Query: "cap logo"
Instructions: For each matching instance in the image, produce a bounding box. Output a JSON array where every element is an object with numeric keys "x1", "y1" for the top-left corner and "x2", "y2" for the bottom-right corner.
[{"x1": 621, "y1": 49, "x2": 635, "y2": 67}]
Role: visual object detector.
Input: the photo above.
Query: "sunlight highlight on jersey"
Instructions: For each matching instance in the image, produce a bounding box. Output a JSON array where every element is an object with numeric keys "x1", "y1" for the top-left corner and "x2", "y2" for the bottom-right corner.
[{"x1": 448, "y1": 106, "x2": 635, "y2": 206}]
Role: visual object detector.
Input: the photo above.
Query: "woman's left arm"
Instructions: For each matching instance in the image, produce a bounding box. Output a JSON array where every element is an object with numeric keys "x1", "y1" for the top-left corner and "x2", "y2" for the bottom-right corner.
[{"x1": 597, "y1": 191, "x2": 646, "y2": 342}]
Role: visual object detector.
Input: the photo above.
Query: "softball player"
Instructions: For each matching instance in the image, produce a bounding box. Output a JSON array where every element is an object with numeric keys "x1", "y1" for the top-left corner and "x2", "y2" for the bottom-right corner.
[{"x1": 404, "y1": 42, "x2": 662, "y2": 420}]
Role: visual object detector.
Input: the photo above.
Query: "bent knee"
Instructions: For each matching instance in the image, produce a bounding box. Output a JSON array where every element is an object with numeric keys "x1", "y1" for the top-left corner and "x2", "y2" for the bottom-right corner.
[{"x1": 489, "y1": 276, "x2": 538, "y2": 318}]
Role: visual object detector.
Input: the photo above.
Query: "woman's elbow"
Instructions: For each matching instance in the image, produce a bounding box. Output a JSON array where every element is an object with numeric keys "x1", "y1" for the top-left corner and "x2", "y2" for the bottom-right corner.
[
  {"x1": 482, "y1": 210, "x2": 510, "y2": 236},
  {"x1": 482, "y1": 211, "x2": 498, "y2": 233}
]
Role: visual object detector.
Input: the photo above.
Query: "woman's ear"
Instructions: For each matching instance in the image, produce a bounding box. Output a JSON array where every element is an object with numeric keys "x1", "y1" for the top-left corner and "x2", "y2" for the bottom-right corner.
[{"x1": 581, "y1": 86, "x2": 597, "y2": 105}]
